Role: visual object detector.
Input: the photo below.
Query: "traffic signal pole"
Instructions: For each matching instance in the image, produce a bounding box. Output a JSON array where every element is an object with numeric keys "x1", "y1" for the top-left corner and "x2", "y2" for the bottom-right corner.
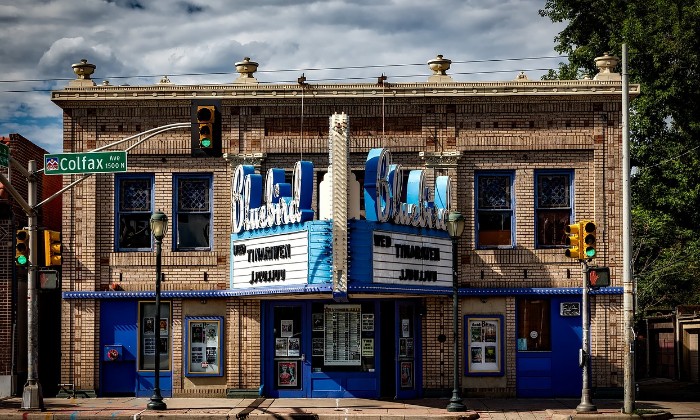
[
  {"x1": 577, "y1": 260, "x2": 596, "y2": 413},
  {"x1": 0, "y1": 159, "x2": 44, "y2": 409},
  {"x1": 23, "y1": 160, "x2": 43, "y2": 410},
  {"x1": 0, "y1": 122, "x2": 196, "y2": 410}
]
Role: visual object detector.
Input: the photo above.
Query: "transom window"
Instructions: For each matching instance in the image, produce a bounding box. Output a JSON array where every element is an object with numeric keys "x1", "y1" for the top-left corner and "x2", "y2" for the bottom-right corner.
[
  {"x1": 475, "y1": 172, "x2": 514, "y2": 248},
  {"x1": 535, "y1": 171, "x2": 573, "y2": 247},
  {"x1": 174, "y1": 174, "x2": 212, "y2": 250},
  {"x1": 116, "y1": 175, "x2": 154, "y2": 251}
]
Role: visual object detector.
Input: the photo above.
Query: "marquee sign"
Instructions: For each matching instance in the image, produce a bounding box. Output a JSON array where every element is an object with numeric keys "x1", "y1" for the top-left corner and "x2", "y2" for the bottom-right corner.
[
  {"x1": 231, "y1": 231, "x2": 309, "y2": 288},
  {"x1": 372, "y1": 231, "x2": 452, "y2": 287}
]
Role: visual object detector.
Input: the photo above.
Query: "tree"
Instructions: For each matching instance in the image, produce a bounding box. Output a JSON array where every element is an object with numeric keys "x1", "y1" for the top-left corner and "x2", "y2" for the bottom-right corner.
[{"x1": 540, "y1": 0, "x2": 700, "y2": 315}]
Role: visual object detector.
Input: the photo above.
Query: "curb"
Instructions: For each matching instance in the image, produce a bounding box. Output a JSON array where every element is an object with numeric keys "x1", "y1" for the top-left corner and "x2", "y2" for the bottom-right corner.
[{"x1": 549, "y1": 409, "x2": 673, "y2": 420}]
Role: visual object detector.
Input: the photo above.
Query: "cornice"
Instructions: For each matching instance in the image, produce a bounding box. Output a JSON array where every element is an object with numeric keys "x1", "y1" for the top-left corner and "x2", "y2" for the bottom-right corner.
[{"x1": 51, "y1": 79, "x2": 640, "y2": 104}]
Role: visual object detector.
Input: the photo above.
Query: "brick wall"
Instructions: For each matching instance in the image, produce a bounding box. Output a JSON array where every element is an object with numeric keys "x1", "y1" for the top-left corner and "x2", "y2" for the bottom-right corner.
[{"x1": 0, "y1": 133, "x2": 63, "y2": 381}]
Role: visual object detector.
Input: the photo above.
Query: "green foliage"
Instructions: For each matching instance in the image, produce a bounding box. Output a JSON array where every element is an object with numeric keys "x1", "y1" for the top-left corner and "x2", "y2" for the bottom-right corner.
[{"x1": 540, "y1": 0, "x2": 700, "y2": 314}]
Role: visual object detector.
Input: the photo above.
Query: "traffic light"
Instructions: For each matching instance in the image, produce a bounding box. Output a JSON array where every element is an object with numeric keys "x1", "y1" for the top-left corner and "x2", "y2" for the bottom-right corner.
[
  {"x1": 15, "y1": 229, "x2": 29, "y2": 266},
  {"x1": 197, "y1": 105, "x2": 215, "y2": 149},
  {"x1": 43, "y1": 229, "x2": 62, "y2": 266},
  {"x1": 581, "y1": 220, "x2": 597, "y2": 259},
  {"x1": 587, "y1": 266, "x2": 610, "y2": 288},
  {"x1": 564, "y1": 222, "x2": 581, "y2": 259},
  {"x1": 191, "y1": 100, "x2": 221, "y2": 157}
]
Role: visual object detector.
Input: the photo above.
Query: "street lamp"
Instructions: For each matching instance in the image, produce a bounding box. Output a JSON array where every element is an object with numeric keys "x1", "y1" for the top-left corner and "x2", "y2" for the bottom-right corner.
[
  {"x1": 445, "y1": 211, "x2": 467, "y2": 412},
  {"x1": 147, "y1": 210, "x2": 168, "y2": 411}
]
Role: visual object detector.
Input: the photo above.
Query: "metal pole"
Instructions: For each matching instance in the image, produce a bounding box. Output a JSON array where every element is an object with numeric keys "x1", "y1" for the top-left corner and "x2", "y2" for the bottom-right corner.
[
  {"x1": 147, "y1": 238, "x2": 166, "y2": 410},
  {"x1": 447, "y1": 235, "x2": 466, "y2": 412},
  {"x1": 577, "y1": 261, "x2": 597, "y2": 413},
  {"x1": 21, "y1": 160, "x2": 43, "y2": 410},
  {"x1": 621, "y1": 43, "x2": 636, "y2": 414}
]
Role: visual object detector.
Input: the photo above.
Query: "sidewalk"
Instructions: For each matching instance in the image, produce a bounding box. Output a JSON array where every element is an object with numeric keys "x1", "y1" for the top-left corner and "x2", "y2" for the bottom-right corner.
[{"x1": 0, "y1": 396, "x2": 692, "y2": 420}]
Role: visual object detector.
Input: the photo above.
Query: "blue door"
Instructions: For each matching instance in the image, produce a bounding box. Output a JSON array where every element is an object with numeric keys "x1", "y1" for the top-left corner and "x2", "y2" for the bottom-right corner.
[
  {"x1": 551, "y1": 296, "x2": 583, "y2": 397},
  {"x1": 516, "y1": 296, "x2": 582, "y2": 397},
  {"x1": 395, "y1": 302, "x2": 421, "y2": 399},
  {"x1": 100, "y1": 300, "x2": 137, "y2": 396},
  {"x1": 265, "y1": 303, "x2": 310, "y2": 398}
]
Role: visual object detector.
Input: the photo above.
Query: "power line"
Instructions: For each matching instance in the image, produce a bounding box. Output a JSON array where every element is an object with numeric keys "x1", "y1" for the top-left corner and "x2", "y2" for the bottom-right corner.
[{"x1": 0, "y1": 54, "x2": 567, "y2": 85}]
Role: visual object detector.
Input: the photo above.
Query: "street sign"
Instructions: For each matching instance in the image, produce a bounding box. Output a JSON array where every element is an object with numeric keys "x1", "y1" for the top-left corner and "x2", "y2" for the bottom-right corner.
[
  {"x1": 0, "y1": 143, "x2": 8, "y2": 167},
  {"x1": 44, "y1": 151, "x2": 127, "y2": 175}
]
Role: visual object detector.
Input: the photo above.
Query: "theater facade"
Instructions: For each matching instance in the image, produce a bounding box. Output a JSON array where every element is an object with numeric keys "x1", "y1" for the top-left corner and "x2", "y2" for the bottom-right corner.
[{"x1": 51, "y1": 54, "x2": 636, "y2": 399}]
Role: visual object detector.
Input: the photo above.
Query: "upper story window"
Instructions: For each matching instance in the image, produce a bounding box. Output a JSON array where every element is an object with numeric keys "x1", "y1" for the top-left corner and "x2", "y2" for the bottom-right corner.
[
  {"x1": 116, "y1": 174, "x2": 154, "y2": 251},
  {"x1": 535, "y1": 171, "x2": 573, "y2": 248},
  {"x1": 174, "y1": 174, "x2": 212, "y2": 250},
  {"x1": 475, "y1": 172, "x2": 514, "y2": 248}
]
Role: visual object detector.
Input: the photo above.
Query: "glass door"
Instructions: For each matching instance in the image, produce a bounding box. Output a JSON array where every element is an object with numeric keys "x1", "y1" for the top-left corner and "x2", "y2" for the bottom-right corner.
[
  {"x1": 396, "y1": 302, "x2": 420, "y2": 399},
  {"x1": 268, "y1": 303, "x2": 309, "y2": 397}
]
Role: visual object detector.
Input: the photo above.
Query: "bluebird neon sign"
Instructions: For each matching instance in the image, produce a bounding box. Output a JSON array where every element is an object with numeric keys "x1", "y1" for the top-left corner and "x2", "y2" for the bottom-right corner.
[
  {"x1": 231, "y1": 148, "x2": 451, "y2": 233},
  {"x1": 231, "y1": 161, "x2": 314, "y2": 233},
  {"x1": 364, "y1": 148, "x2": 450, "y2": 230}
]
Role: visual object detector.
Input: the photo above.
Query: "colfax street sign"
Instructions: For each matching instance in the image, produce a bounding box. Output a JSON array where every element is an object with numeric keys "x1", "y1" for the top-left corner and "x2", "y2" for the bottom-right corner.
[{"x1": 44, "y1": 151, "x2": 127, "y2": 175}]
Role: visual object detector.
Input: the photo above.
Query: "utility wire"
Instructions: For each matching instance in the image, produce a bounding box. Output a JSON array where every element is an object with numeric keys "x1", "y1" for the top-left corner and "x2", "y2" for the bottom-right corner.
[
  {"x1": 0, "y1": 67, "x2": 567, "y2": 93},
  {"x1": 0, "y1": 55, "x2": 567, "y2": 85}
]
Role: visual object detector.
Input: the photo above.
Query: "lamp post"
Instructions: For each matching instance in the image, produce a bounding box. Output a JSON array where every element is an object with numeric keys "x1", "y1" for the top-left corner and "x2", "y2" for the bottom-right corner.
[
  {"x1": 446, "y1": 211, "x2": 467, "y2": 412},
  {"x1": 147, "y1": 210, "x2": 168, "y2": 411}
]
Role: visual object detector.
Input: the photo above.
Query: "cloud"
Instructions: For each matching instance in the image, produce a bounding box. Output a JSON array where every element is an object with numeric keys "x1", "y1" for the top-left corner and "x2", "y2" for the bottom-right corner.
[{"x1": 0, "y1": 0, "x2": 567, "y2": 153}]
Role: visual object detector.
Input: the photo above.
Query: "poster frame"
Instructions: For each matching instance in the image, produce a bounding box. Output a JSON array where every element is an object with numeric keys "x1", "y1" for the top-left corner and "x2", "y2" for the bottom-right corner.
[
  {"x1": 463, "y1": 314, "x2": 504, "y2": 376},
  {"x1": 277, "y1": 360, "x2": 300, "y2": 388},
  {"x1": 184, "y1": 316, "x2": 224, "y2": 377}
]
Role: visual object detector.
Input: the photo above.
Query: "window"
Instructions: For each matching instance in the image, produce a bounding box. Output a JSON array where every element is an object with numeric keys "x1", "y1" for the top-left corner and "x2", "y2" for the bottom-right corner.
[
  {"x1": 138, "y1": 301, "x2": 171, "y2": 371},
  {"x1": 517, "y1": 298, "x2": 551, "y2": 351},
  {"x1": 174, "y1": 174, "x2": 212, "y2": 250},
  {"x1": 116, "y1": 175, "x2": 154, "y2": 251},
  {"x1": 475, "y1": 172, "x2": 514, "y2": 248},
  {"x1": 535, "y1": 171, "x2": 573, "y2": 247}
]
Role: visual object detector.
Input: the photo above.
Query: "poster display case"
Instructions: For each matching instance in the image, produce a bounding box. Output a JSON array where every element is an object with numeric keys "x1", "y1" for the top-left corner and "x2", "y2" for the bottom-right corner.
[
  {"x1": 138, "y1": 301, "x2": 171, "y2": 371},
  {"x1": 310, "y1": 302, "x2": 375, "y2": 372},
  {"x1": 464, "y1": 314, "x2": 504, "y2": 376},
  {"x1": 185, "y1": 316, "x2": 224, "y2": 377}
]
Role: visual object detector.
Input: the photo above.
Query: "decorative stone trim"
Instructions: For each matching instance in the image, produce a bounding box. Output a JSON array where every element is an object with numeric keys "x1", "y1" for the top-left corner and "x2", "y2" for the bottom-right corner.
[
  {"x1": 419, "y1": 151, "x2": 461, "y2": 168},
  {"x1": 223, "y1": 152, "x2": 266, "y2": 168}
]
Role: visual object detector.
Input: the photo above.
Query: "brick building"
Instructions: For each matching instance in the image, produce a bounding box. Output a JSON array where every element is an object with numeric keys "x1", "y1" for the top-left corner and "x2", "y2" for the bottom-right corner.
[
  {"x1": 49, "y1": 54, "x2": 637, "y2": 398},
  {"x1": 0, "y1": 133, "x2": 63, "y2": 397}
]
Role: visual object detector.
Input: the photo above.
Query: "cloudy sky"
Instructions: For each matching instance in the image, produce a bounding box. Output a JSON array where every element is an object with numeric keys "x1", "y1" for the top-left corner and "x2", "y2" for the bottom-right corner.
[{"x1": 0, "y1": 0, "x2": 567, "y2": 154}]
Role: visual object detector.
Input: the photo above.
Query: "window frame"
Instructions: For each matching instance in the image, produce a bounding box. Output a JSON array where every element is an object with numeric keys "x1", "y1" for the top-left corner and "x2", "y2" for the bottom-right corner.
[
  {"x1": 534, "y1": 170, "x2": 574, "y2": 249},
  {"x1": 173, "y1": 173, "x2": 213, "y2": 251},
  {"x1": 115, "y1": 173, "x2": 154, "y2": 252},
  {"x1": 474, "y1": 171, "x2": 515, "y2": 249}
]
